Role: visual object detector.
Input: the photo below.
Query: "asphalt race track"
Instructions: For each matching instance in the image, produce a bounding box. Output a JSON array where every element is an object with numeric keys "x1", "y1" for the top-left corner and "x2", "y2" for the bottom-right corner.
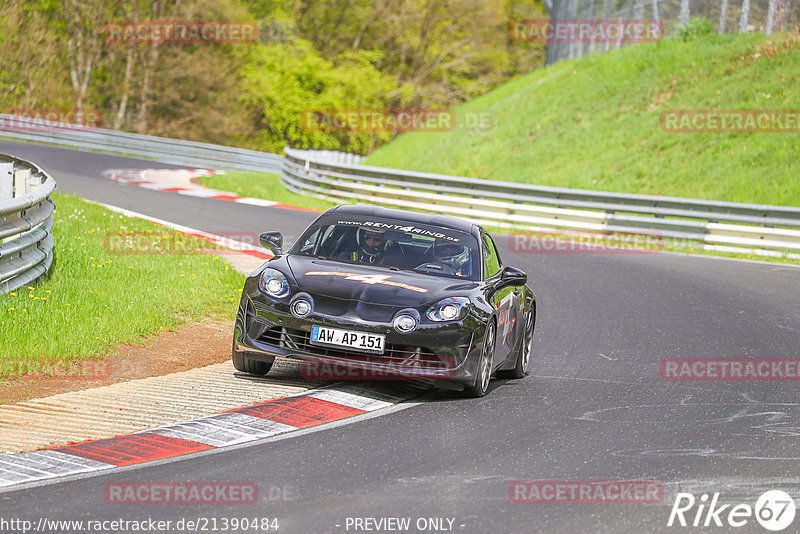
[
  {"x1": 0, "y1": 140, "x2": 316, "y2": 246},
  {"x1": 1, "y1": 139, "x2": 799, "y2": 533}
]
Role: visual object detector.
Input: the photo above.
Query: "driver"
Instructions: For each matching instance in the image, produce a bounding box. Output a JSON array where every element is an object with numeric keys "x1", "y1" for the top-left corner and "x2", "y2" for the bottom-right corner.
[
  {"x1": 340, "y1": 227, "x2": 391, "y2": 265},
  {"x1": 432, "y1": 238, "x2": 471, "y2": 277}
]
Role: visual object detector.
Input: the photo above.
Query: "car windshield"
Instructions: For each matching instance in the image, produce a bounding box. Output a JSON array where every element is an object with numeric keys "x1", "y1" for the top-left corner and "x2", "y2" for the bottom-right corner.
[{"x1": 292, "y1": 215, "x2": 480, "y2": 280}]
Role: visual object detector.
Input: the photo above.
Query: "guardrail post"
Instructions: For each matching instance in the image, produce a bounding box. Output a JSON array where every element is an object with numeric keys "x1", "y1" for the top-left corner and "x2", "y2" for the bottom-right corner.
[
  {"x1": 0, "y1": 162, "x2": 12, "y2": 201},
  {"x1": 1, "y1": 162, "x2": 14, "y2": 244},
  {"x1": 15, "y1": 168, "x2": 31, "y2": 196}
]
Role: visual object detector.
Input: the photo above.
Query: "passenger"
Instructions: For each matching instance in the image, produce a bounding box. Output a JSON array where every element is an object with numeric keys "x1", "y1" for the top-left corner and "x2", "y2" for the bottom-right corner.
[{"x1": 430, "y1": 238, "x2": 472, "y2": 277}]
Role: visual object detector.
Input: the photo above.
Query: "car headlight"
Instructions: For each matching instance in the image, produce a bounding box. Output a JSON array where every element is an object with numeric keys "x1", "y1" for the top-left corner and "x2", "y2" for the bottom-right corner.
[
  {"x1": 426, "y1": 297, "x2": 470, "y2": 322},
  {"x1": 259, "y1": 268, "x2": 290, "y2": 298}
]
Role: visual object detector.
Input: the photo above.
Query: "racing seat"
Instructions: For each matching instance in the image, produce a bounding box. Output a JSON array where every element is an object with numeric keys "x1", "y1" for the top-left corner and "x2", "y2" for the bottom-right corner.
[{"x1": 328, "y1": 228, "x2": 359, "y2": 259}]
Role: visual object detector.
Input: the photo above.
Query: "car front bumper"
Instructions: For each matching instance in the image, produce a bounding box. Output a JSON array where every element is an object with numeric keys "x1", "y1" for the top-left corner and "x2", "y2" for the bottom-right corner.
[{"x1": 234, "y1": 286, "x2": 483, "y2": 387}]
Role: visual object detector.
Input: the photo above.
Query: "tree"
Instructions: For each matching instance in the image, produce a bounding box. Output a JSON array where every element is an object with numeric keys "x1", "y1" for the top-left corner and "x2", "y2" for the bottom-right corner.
[
  {"x1": 134, "y1": 0, "x2": 183, "y2": 133},
  {"x1": 774, "y1": 0, "x2": 797, "y2": 32},
  {"x1": 719, "y1": 0, "x2": 729, "y2": 33},
  {"x1": 265, "y1": 0, "x2": 543, "y2": 108},
  {"x1": 679, "y1": 0, "x2": 691, "y2": 27},
  {"x1": 739, "y1": 0, "x2": 751, "y2": 32},
  {"x1": 40, "y1": 0, "x2": 111, "y2": 114},
  {"x1": 237, "y1": 38, "x2": 398, "y2": 154},
  {"x1": 0, "y1": 0, "x2": 69, "y2": 110},
  {"x1": 4, "y1": 0, "x2": 552, "y2": 152},
  {"x1": 110, "y1": 0, "x2": 140, "y2": 130},
  {"x1": 766, "y1": 0, "x2": 777, "y2": 34}
]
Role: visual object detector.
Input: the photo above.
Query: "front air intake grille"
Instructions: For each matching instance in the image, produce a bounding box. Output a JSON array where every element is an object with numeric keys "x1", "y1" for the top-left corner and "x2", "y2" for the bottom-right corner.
[{"x1": 257, "y1": 326, "x2": 448, "y2": 369}]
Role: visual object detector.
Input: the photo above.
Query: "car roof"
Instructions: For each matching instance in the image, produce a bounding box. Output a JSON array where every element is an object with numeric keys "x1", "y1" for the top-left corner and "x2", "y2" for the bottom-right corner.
[{"x1": 326, "y1": 205, "x2": 478, "y2": 235}]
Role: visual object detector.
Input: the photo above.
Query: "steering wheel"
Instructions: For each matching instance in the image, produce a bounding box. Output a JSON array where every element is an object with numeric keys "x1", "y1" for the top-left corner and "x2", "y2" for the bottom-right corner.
[{"x1": 413, "y1": 261, "x2": 456, "y2": 275}]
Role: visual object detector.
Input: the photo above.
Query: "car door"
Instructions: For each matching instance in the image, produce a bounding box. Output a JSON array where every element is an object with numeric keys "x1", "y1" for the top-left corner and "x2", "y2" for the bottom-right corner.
[{"x1": 481, "y1": 232, "x2": 515, "y2": 366}]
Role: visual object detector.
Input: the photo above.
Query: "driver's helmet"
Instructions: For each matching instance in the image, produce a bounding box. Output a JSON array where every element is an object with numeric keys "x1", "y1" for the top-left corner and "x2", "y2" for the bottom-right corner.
[
  {"x1": 433, "y1": 238, "x2": 470, "y2": 275},
  {"x1": 357, "y1": 227, "x2": 388, "y2": 257}
]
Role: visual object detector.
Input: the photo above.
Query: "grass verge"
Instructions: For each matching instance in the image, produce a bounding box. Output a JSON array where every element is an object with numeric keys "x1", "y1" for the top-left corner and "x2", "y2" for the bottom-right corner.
[
  {"x1": 0, "y1": 192, "x2": 244, "y2": 382},
  {"x1": 364, "y1": 28, "x2": 800, "y2": 207}
]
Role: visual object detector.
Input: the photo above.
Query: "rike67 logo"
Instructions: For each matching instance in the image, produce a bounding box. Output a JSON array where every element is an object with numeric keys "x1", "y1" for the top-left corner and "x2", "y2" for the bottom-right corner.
[{"x1": 668, "y1": 490, "x2": 796, "y2": 531}]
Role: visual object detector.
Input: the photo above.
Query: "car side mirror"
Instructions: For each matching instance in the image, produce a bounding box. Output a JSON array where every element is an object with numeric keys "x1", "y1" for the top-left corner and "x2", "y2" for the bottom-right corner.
[
  {"x1": 260, "y1": 231, "x2": 283, "y2": 256},
  {"x1": 496, "y1": 266, "x2": 527, "y2": 290}
]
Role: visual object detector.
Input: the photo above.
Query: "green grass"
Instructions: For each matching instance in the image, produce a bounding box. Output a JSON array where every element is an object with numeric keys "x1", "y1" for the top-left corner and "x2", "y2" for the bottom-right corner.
[
  {"x1": 364, "y1": 29, "x2": 800, "y2": 207},
  {"x1": 198, "y1": 171, "x2": 337, "y2": 212},
  {"x1": 0, "y1": 193, "x2": 244, "y2": 381}
]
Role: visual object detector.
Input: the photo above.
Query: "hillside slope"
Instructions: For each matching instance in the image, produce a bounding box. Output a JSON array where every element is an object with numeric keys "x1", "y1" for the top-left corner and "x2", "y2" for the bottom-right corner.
[{"x1": 365, "y1": 28, "x2": 800, "y2": 207}]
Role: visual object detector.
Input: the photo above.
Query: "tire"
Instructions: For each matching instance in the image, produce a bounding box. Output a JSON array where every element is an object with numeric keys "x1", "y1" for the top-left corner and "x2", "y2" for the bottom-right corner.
[
  {"x1": 501, "y1": 308, "x2": 534, "y2": 379},
  {"x1": 464, "y1": 321, "x2": 495, "y2": 398},
  {"x1": 243, "y1": 357, "x2": 271, "y2": 375},
  {"x1": 232, "y1": 339, "x2": 273, "y2": 376}
]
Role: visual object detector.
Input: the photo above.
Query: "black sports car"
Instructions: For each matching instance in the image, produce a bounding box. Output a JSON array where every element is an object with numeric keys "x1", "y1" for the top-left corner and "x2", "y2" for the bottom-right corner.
[{"x1": 232, "y1": 205, "x2": 535, "y2": 397}]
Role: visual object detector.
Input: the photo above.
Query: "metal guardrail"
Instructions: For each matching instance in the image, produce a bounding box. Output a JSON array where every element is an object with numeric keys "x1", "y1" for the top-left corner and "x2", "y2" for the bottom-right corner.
[
  {"x1": 0, "y1": 154, "x2": 56, "y2": 295},
  {"x1": 281, "y1": 147, "x2": 800, "y2": 253},
  {"x1": 2, "y1": 115, "x2": 797, "y2": 259},
  {"x1": 0, "y1": 114, "x2": 283, "y2": 174}
]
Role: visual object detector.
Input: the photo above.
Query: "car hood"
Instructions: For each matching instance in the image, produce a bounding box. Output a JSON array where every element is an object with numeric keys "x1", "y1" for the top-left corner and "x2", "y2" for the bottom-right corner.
[{"x1": 286, "y1": 255, "x2": 476, "y2": 308}]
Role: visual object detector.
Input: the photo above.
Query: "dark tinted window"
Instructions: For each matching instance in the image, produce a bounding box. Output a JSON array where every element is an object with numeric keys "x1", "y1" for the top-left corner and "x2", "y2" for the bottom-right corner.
[{"x1": 293, "y1": 216, "x2": 480, "y2": 280}]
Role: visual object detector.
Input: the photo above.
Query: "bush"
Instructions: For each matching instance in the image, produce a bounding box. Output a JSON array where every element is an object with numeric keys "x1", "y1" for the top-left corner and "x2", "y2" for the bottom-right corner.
[
  {"x1": 674, "y1": 17, "x2": 713, "y2": 42},
  {"x1": 236, "y1": 39, "x2": 401, "y2": 155}
]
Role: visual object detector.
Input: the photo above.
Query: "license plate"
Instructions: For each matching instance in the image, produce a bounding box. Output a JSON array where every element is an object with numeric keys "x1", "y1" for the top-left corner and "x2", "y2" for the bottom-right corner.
[{"x1": 310, "y1": 326, "x2": 385, "y2": 354}]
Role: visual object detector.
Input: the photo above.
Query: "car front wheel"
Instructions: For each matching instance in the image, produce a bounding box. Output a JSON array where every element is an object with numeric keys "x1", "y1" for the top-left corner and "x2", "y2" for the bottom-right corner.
[
  {"x1": 232, "y1": 340, "x2": 273, "y2": 376},
  {"x1": 506, "y1": 308, "x2": 534, "y2": 379},
  {"x1": 464, "y1": 321, "x2": 495, "y2": 398}
]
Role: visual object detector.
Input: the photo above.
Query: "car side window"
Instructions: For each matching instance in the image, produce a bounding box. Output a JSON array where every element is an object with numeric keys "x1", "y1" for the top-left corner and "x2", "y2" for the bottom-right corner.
[
  {"x1": 299, "y1": 227, "x2": 322, "y2": 254},
  {"x1": 482, "y1": 234, "x2": 501, "y2": 278}
]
